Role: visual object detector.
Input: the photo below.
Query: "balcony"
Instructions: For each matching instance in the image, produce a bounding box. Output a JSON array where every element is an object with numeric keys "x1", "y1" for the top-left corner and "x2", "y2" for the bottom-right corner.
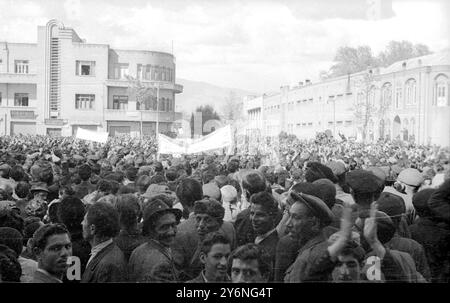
[
  {"x1": 0, "y1": 73, "x2": 37, "y2": 84},
  {"x1": 104, "y1": 109, "x2": 182, "y2": 122},
  {"x1": 105, "y1": 79, "x2": 183, "y2": 93}
]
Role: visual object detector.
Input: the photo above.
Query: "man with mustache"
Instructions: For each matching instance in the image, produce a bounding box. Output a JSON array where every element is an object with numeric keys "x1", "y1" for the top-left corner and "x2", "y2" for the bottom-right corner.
[
  {"x1": 128, "y1": 199, "x2": 182, "y2": 282},
  {"x1": 187, "y1": 232, "x2": 231, "y2": 283},
  {"x1": 32, "y1": 223, "x2": 72, "y2": 283}
]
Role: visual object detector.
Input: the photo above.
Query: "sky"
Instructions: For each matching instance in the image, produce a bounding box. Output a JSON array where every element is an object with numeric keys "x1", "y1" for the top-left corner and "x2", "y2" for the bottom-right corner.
[{"x1": 0, "y1": 0, "x2": 448, "y2": 93}]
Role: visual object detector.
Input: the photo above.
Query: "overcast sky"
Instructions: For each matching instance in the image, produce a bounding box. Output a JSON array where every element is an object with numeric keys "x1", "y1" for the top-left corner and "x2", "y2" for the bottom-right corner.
[{"x1": 0, "y1": 0, "x2": 448, "y2": 93}]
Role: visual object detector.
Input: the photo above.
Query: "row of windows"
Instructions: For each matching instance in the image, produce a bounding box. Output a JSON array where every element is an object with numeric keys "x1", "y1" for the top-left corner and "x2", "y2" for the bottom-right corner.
[{"x1": 0, "y1": 93, "x2": 29, "y2": 106}]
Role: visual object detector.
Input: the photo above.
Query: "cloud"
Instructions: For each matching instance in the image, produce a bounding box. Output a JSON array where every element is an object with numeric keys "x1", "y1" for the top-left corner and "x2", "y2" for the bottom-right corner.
[{"x1": 0, "y1": 0, "x2": 447, "y2": 93}]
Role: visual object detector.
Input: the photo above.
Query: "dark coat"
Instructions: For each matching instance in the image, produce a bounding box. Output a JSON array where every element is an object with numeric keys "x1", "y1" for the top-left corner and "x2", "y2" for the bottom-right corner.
[
  {"x1": 410, "y1": 217, "x2": 450, "y2": 282},
  {"x1": 284, "y1": 233, "x2": 329, "y2": 282},
  {"x1": 114, "y1": 229, "x2": 146, "y2": 262},
  {"x1": 73, "y1": 180, "x2": 96, "y2": 199},
  {"x1": 428, "y1": 179, "x2": 450, "y2": 223},
  {"x1": 234, "y1": 208, "x2": 256, "y2": 247},
  {"x1": 128, "y1": 239, "x2": 179, "y2": 282},
  {"x1": 81, "y1": 242, "x2": 127, "y2": 283},
  {"x1": 386, "y1": 234, "x2": 431, "y2": 281},
  {"x1": 32, "y1": 270, "x2": 62, "y2": 283},
  {"x1": 256, "y1": 229, "x2": 279, "y2": 281},
  {"x1": 274, "y1": 235, "x2": 301, "y2": 282}
]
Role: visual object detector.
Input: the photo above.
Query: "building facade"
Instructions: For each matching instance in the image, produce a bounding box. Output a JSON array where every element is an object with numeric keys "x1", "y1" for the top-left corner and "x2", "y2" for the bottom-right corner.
[
  {"x1": 0, "y1": 19, "x2": 183, "y2": 137},
  {"x1": 243, "y1": 51, "x2": 450, "y2": 146}
]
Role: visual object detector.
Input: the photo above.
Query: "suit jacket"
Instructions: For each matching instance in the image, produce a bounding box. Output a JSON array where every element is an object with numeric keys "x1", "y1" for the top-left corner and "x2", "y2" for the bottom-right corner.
[
  {"x1": 172, "y1": 214, "x2": 236, "y2": 281},
  {"x1": 274, "y1": 235, "x2": 301, "y2": 282},
  {"x1": 81, "y1": 242, "x2": 127, "y2": 283},
  {"x1": 128, "y1": 239, "x2": 179, "y2": 282}
]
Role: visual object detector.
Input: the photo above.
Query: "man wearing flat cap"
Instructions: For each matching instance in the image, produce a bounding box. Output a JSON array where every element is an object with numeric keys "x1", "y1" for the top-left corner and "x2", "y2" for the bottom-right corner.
[
  {"x1": 284, "y1": 191, "x2": 335, "y2": 282},
  {"x1": 128, "y1": 199, "x2": 182, "y2": 282},
  {"x1": 346, "y1": 169, "x2": 384, "y2": 213}
]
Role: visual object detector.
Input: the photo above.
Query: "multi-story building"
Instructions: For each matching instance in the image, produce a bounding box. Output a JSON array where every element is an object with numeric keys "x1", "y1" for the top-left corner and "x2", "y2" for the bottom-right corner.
[
  {"x1": 243, "y1": 51, "x2": 450, "y2": 146},
  {"x1": 0, "y1": 19, "x2": 183, "y2": 137}
]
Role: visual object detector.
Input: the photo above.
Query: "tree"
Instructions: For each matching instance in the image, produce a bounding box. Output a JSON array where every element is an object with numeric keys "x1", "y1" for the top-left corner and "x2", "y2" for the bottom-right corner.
[
  {"x1": 221, "y1": 91, "x2": 243, "y2": 121},
  {"x1": 192, "y1": 105, "x2": 221, "y2": 136},
  {"x1": 327, "y1": 45, "x2": 378, "y2": 78},
  {"x1": 126, "y1": 75, "x2": 157, "y2": 138},
  {"x1": 377, "y1": 40, "x2": 432, "y2": 67},
  {"x1": 354, "y1": 72, "x2": 377, "y2": 142}
]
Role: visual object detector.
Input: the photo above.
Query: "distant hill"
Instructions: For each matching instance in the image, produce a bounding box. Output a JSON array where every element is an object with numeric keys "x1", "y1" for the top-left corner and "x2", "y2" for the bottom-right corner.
[{"x1": 174, "y1": 78, "x2": 258, "y2": 116}]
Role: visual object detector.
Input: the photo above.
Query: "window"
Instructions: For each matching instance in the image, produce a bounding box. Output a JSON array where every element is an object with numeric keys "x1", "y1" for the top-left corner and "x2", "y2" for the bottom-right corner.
[
  {"x1": 0, "y1": 92, "x2": 2, "y2": 106},
  {"x1": 137, "y1": 64, "x2": 143, "y2": 80},
  {"x1": 76, "y1": 61, "x2": 95, "y2": 76},
  {"x1": 345, "y1": 120, "x2": 352, "y2": 127},
  {"x1": 75, "y1": 94, "x2": 95, "y2": 110},
  {"x1": 382, "y1": 83, "x2": 392, "y2": 108},
  {"x1": 113, "y1": 95, "x2": 128, "y2": 110},
  {"x1": 405, "y1": 79, "x2": 416, "y2": 105},
  {"x1": 435, "y1": 74, "x2": 448, "y2": 107},
  {"x1": 114, "y1": 64, "x2": 129, "y2": 79},
  {"x1": 145, "y1": 65, "x2": 152, "y2": 80},
  {"x1": 395, "y1": 87, "x2": 402, "y2": 109},
  {"x1": 15, "y1": 60, "x2": 29, "y2": 74},
  {"x1": 14, "y1": 93, "x2": 29, "y2": 106}
]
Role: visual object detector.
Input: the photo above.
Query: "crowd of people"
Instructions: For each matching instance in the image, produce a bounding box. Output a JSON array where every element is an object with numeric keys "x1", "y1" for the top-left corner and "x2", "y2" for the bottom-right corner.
[{"x1": 0, "y1": 132, "x2": 449, "y2": 283}]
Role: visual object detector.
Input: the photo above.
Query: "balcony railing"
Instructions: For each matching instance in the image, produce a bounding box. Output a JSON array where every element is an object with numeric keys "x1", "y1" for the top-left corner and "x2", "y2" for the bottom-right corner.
[
  {"x1": 105, "y1": 79, "x2": 183, "y2": 93},
  {"x1": 104, "y1": 109, "x2": 182, "y2": 122},
  {"x1": 0, "y1": 73, "x2": 37, "y2": 84}
]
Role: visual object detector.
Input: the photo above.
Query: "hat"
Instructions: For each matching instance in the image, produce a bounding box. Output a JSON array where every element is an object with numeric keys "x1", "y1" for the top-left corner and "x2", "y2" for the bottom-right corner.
[
  {"x1": 346, "y1": 170, "x2": 382, "y2": 195},
  {"x1": 397, "y1": 168, "x2": 424, "y2": 187},
  {"x1": 142, "y1": 199, "x2": 182, "y2": 228},
  {"x1": 289, "y1": 191, "x2": 334, "y2": 226},
  {"x1": 312, "y1": 178, "x2": 336, "y2": 209},
  {"x1": 202, "y1": 183, "x2": 221, "y2": 200},
  {"x1": 366, "y1": 167, "x2": 386, "y2": 183},
  {"x1": 142, "y1": 184, "x2": 172, "y2": 199},
  {"x1": 326, "y1": 161, "x2": 346, "y2": 177},
  {"x1": 412, "y1": 188, "x2": 436, "y2": 216},
  {"x1": 193, "y1": 199, "x2": 225, "y2": 221},
  {"x1": 376, "y1": 192, "x2": 406, "y2": 218},
  {"x1": 30, "y1": 183, "x2": 49, "y2": 194},
  {"x1": 220, "y1": 185, "x2": 237, "y2": 203}
]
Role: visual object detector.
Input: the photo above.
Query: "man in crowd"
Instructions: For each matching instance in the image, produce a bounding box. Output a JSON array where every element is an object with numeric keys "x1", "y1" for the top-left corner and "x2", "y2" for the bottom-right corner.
[
  {"x1": 187, "y1": 232, "x2": 231, "y2": 283},
  {"x1": 229, "y1": 243, "x2": 272, "y2": 283},
  {"x1": 81, "y1": 202, "x2": 127, "y2": 283},
  {"x1": 32, "y1": 223, "x2": 72, "y2": 283},
  {"x1": 128, "y1": 199, "x2": 181, "y2": 282}
]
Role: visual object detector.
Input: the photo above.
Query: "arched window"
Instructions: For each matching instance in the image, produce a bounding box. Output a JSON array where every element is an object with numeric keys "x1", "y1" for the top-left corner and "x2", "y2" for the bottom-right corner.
[
  {"x1": 434, "y1": 74, "x2": 449, "y2": 107},
  {"x1": 381, "y1": 83, "x2": 392, "y2": 109},
  {"x1": 395, "y1": 85, "x2": 402, "y2": 109},
  {"x1": 405, "y1": 79, "x2": 417, "y2": 105},
  {"x1": 410, "y1": 118, "x2": 415, "y2": 137}
]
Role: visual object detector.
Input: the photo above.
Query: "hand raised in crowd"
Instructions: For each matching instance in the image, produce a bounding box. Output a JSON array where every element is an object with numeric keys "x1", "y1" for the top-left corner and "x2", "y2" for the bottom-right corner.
[
  {"x1": 327, "y1": 203, "x2": 353, "y2": 260},
  {"x1": 363, "y1": 203, "x2": 386, "y2": 259}
]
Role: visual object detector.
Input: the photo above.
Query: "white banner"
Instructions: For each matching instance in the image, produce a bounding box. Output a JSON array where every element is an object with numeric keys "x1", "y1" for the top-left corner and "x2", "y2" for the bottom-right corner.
[
  {"x1": 76, "y1": 128, "x2": 109, "y2": 144},
  {"x1": 158, "y1": 134, "x2": 189, "y2": 154},
  {"x1": 158, "y1": 125, "x2": 232, "y2": 155},
  {"x1": 187, "y1": 125, "x2": 232, "y2": 154}
]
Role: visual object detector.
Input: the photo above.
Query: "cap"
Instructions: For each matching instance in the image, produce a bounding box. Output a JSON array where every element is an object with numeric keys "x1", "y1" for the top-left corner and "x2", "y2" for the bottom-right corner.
[
  {"x1": 289, "y1": 191, "x2": 334, "y2": 226},
  {"x1": 376, "y1": 192, "x2": 406, "y2": 218},
  {"x1": 143, "y1": 184, "x2": 172, "y2": 199},
  {"x1": 397, "y1": 168, "x2": 424, "y2": 187},
  {"x1": 326, "y1": 161, "x2": 346, "y2": 177},
  {"x1": 142, "y1": 199, "x2": 182, "y2": 229},
  {"x1": 202, "y1": 183, "x2": 221, "y2": 200},
  {"x1": 220, "y1": 185, "x2": 237, "y2": 203},
  {"x1": 346, "y1": 170, "x2": 383, "y2": 194}
]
